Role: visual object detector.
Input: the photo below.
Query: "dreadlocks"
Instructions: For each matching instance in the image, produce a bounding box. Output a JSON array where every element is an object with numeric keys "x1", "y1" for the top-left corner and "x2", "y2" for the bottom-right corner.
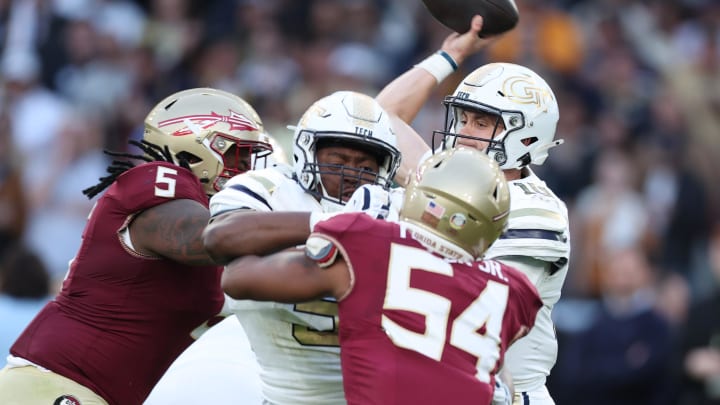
[{"x1": 82, "y1": 140, "x2": 192, "y2": 199}]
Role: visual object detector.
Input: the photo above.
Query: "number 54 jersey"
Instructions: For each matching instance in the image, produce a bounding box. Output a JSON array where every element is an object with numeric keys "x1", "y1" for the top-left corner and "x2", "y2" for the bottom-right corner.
[
  {"x1": 209, "y1": 164, "x2": 345, "y2": 405},
  {"x1": 313, "y1": 214, "x2": 543, "y2": 405}
]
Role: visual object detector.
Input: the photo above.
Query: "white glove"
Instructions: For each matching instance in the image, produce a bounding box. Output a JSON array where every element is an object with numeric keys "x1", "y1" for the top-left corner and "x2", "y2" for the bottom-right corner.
[
  {"x1": 492, "y1": 378, "x2": 512, "y2": 405},
  {"x1": 343, "y1": 184, "x2": 390, "y2": 220},
  {"x1": 309, "y1": 184, "x2": 390, "y2": 231},
  {"x1": 385, "y1": 187, "x2": 405, "y2": 221}
]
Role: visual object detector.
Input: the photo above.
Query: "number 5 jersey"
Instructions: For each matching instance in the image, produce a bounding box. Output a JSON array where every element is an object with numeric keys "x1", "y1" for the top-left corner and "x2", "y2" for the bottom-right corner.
[{"x1": 9, "y1": 162, "x2": 225, "y2": 405}]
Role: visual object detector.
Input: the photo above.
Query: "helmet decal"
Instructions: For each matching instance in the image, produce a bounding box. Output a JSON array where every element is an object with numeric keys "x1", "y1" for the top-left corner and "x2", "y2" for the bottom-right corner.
[
  {"x1": 449, "y1": 213, "x2": 467, "y2": 230},
  {"x1": 503, "y1": 75, "x2": 554, "y2": 108},
  {"x1": 424, "y1": 200, "x2": 446, "y2": 219},
  {"x1": 158, "y1": 110, "x2": 260, "y2": 136}
]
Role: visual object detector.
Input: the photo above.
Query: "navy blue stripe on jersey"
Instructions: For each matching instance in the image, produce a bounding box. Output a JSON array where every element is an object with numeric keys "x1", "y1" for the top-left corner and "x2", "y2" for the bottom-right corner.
[
  {"x1": 227, "y1": 184, "x2": 272, "y2": 211},
  {"x1": 500, "y1": 229, "x2": 568, "y2": 275},
  {"x1": 500, "y1": 229, "x2": 566, "y2": 243},
  {"x1": 522, "y1": 391, "x2": 530, "y2": 405},
  {"x1": 360, "y1": 187, "x2": 371, "y2": 210}
]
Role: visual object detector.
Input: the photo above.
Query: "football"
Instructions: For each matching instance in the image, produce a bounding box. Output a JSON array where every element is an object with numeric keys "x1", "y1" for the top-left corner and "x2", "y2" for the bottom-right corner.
[{"x1": 420, "y1": 0, "x2": 519, "y2": 37}]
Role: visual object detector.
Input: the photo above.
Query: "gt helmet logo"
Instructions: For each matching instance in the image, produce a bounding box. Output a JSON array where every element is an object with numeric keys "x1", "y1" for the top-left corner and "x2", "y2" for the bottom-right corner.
[{"x1": 503, "y1": 75, "x2": 554, "y2": 109}]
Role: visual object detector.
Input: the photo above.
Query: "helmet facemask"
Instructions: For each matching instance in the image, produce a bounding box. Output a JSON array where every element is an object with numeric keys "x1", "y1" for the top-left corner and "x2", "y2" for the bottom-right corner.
[
  {"x1": 295, "y1": 131, "x2": 399, "y2": 211},
  {"x1": 200, "y1": 131, "x2": 274, "y2": 193},
  {"x1": 435, "y1": 97, "x2": 529, "y2": 168},
  {"x1": 292, "y1": 91, "x2": 402, "y2": 212},
  {"x1": 436, "y1": 63, "x2": 562, "y2": 170}
]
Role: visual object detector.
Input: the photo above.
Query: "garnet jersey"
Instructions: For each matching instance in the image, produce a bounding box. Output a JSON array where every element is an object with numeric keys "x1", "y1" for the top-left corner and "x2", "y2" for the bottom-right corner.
[
  {"x1": 312, "y1": 214, "x2": 542, "y2": 405},
  {"x1": 209, "y1": 164, "x2": 345, "y2": 405},
  {"x1": 10, "y1": 162, "x2": 225, "y2": 405},
  {"x1": 484, "y1": 168, "x2": 571, "y2": 393}
]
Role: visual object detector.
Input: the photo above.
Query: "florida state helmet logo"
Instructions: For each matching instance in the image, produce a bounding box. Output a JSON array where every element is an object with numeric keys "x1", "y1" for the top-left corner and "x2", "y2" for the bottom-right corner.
[
  {"x1": 54, "y1": 395, "x2": 81, "y2": 405},
  {"x1": 158, "y1": 110, "x2": 259, "y2": 136}
]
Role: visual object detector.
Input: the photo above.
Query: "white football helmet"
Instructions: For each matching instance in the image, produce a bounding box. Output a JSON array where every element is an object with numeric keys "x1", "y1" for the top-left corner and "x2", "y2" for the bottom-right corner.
[
  {"x1": 292, "y1": 91, "x2": 401, "y2": 211},
  {"x1": 400, "y1": 147, "x2": 510, "y2": 259},
  {"x1": 438, "y1": 63, "x2": 562, "y2": 170},
  {"x1": 144, "y1": 88, "x2": 274, "y2": 195}
]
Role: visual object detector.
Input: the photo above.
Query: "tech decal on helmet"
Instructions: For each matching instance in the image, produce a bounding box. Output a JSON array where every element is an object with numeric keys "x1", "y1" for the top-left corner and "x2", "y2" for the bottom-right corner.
[
  {"x1": 144, "y1": 88, "x2": 274, "y2": 195},
  {"x1": 292, "y1": 91, "x2": 401, "y2": 211},
  {"x1": 439, "y1": 63, "x2": 563, "y2": 170},
  {"x1": 400, "y1": 147, "x2": 510, "y2": 260}
]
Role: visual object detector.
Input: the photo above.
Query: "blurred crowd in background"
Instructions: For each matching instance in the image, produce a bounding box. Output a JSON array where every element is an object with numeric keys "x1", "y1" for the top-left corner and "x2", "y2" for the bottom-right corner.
[{"x1": 0, "y1": 0, "x2": 719, "y2": 404}]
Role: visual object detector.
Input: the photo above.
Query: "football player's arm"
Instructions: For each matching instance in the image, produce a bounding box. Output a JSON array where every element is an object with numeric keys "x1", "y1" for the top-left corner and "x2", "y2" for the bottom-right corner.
[
  {"x1": 221, "y1": 248, "x2": 349, "y2": 303},
  {"x1": 375, "y1": 15, "x2": 488, "y2": 123},
  {"x1": 130, "y1": 198, "x2": 217, "y2": 266},
  {"x1": 203, "y1": 211, "x2": 312, "y2": 264},
  {"x1": 391, "y1": 116, "x2": 429, "y2": 186}
]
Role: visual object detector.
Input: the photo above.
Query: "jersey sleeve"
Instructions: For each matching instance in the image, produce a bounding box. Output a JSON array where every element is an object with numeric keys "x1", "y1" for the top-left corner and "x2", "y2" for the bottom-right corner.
[
  {"x1": 308, "y1": 213, "x2": 376, "y2": 266},
  {"x1": 108, "y1": 161, "x2": 208, "y2": 212},
  {"x1": 208, "y1": 166, "x2": 292, "y2": 216},
  {"x1": 312, "y1": 213, "x2": 375, "y2": 240}
]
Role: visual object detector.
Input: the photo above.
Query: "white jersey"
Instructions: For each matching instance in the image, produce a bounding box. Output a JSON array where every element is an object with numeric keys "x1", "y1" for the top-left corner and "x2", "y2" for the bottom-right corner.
[
  {"x1": 145, "y1": 316, "x2": 263, "y2": 405},
  {"x1": 209, "y1": 163, "x2": 346, "y2": 405},
  {"x1": 484, "y1": 169, "x2": 570, "y2": 394}
]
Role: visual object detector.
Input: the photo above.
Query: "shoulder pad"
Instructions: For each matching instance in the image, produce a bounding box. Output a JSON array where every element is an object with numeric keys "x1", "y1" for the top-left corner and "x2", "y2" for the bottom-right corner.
[
  {"x1": 209, "y1": 168, "x2": 286, "y2": 215},
  {"x1": 226, "y1": 167, "x2": 287, "y2": 194},
  {"x1": 488, "y1": 175, "x2": 571, "y2": 265},
  {"x1": 112, "y1": 162, "x2": 207, "y2": 212},
  {"x1": 507, "y1": 177, "x2": 569, "y2": 233},
  {"x1": 271, "y1": 162, "x2": 295, "y2": 179}
]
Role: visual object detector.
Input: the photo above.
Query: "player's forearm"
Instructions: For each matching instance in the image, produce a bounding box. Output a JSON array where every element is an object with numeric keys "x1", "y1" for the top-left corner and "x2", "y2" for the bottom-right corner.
[
  {"x1": 391, "y1": 115, "x2": 431, "y2": 186},
  {"x1": 222, "y1": 251, "x2": 333, "y2": 302},
  {"x1": 203, "y1": 211, "x2": 311, "y2": 264},
  {"x1": 376, "y1": 68, "x2": 438, "y2": 123}
]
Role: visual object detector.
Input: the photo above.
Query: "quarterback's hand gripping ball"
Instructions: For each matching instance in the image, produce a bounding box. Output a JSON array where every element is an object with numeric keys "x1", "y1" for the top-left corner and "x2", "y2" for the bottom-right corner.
[{"x1": 421, "y1": 0, "x2": 519, "y2": 37}]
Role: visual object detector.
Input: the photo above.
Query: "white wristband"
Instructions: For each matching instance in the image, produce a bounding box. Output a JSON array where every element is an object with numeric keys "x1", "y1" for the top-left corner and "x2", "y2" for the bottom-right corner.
[{"x1": 414, "y1": 50, "x2": 458, "y2": 83}]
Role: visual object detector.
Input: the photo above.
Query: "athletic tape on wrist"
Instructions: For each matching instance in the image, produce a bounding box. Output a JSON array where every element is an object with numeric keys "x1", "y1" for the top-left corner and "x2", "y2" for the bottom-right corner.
[{"x1": 414, "y1": 50, "x2": 458, "y2": 83}]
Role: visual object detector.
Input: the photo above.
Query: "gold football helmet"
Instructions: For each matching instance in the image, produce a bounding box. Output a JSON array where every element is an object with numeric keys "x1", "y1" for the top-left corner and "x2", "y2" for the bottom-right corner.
[
  {"x1": 144, "y1": 88, "x2": 273, "y2": 195},
  {"x1": 400, "y1": 147, "x2": 510, "y2": 259}
]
